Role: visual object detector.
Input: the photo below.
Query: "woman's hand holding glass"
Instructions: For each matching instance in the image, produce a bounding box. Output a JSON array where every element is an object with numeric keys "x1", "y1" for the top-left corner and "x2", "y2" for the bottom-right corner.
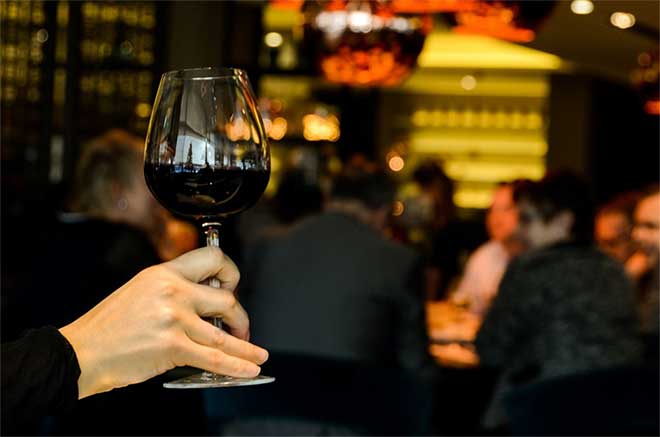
[{"x1": 59, "y1": 247, "x2": 269, "y2": 399}]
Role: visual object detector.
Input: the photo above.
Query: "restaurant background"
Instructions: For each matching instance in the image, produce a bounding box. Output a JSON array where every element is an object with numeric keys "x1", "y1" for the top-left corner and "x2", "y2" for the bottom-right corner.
[{"x1": 1, "y1": 0, "x2": 659, "y2": 435}]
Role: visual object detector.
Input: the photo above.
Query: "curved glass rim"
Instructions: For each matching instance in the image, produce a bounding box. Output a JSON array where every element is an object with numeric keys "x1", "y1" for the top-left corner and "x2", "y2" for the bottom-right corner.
[{"x1": 161, "y1": 67, "x2": 247, "y2": 80}]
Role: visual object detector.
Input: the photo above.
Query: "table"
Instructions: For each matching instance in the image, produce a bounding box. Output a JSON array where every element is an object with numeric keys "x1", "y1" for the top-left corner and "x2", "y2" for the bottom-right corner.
[{"x1": 426, "y1": 301, "x2": 481, "y2": 368}]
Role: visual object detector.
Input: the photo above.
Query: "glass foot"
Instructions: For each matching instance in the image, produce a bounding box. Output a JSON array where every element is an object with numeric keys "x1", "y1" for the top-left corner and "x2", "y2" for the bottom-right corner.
[{"x1": 163, "y1": 373, "x2": 275, "y2": 389}]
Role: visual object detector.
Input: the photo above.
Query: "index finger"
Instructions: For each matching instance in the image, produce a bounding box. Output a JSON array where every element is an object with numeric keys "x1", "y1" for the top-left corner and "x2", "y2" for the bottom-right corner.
[{"x1": 165, "y1": 246, "x2": 240, "y2": 291}]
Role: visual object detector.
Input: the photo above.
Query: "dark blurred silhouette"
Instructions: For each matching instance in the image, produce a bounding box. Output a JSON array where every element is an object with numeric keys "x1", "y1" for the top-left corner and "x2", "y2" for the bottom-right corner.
[
  {"x1": 18, "y1": 130, "x2": 205, "y2": 436},
  {"x1": 629, "y1": 184, "x2": 660, "y2": 364},
  {"x1": 411, "y1": 161, "x2": 487, "y2": 300},
  {"x1": 272, "y1": 168, "x2": 323, "y2": 225},
  {"x1": 236, "y1": 167, "x2": 323, "y2": 265},
  {"x1": 213, "y1": 165, "x2": 434, "y2": 435},
  {"x1": 504, "y1": 366, "x2": 659, "y2": 436},
  {"x1": 476, "y1": 171, "x2": 645, "y2": 432}
]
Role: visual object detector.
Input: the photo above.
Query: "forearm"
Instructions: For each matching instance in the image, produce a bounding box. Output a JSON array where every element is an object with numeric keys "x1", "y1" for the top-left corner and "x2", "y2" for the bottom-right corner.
[{"x1": 1, "y1": 327, "x2": 81, "y2": 430}]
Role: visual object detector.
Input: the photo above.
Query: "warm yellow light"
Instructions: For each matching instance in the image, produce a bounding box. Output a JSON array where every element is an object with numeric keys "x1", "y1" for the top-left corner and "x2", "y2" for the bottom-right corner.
[
  {"x1": 610, "y1": 12, "x2": 635, "y2": 29},
  {"x1": 226, "y1": 118, "x2": 250, "y2": 141},
  {"x1": 264, "y1": 32, "x2": 284, "y2": 48},
  {"x1": 460, "y1": 75, "x2": 477, "y2": 90},
  {"x1": 418, "y1": 33, "x2": 564, "y2": 70},
  {"x1": 392, "y1": 200, "x2": 405, "y2": 216},
  {"x1": 388, "y1": 155, "x2": 405, "y2": 172},
  {"x1": 411, "y1": 133, "x2": 548, "y2": 157},
  {"x1": 444, "y1": 159, "x2": 545, "y2": 182},
  {"x1": 302, "y1": 114, "x2": 340, "y2": 142},
  {"x1": 269, "y1": 117, "x2": 287, "y2": 140},
  {"x1": 135, "y1": 102, "x2": 152, "y2": 118},
  {"x1": 454, "y1": 188, "x2": 495, "y2": 209},
  {"x1": 570, "y1": 0, "x2": 593, "y2": 15}
]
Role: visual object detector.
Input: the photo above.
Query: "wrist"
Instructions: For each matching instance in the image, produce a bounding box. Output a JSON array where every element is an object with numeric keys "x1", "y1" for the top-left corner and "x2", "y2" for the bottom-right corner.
[{"x1": 59, "y1": 322, "x2": 112, "y2": 399}]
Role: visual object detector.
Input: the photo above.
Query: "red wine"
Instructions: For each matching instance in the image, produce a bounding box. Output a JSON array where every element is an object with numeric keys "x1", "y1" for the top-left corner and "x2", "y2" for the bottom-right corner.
[{"x1": 144, "y1": 163, "x2": 270, "y2": 219}]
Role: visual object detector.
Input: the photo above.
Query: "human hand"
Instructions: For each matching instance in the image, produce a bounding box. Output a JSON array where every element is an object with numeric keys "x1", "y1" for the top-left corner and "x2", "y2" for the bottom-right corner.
[{"x1": 59, "y1": 247, "x2": 268, "y2": 399}]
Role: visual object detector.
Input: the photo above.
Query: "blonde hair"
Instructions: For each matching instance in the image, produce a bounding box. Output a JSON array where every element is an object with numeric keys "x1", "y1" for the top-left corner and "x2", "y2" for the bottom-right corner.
[{"x1": 69, "y1": 130, "x2": 144, "y2": 214}]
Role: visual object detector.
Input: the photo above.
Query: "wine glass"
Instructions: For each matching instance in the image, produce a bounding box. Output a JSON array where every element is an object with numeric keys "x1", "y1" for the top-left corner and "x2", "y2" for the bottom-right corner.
[{"x1": 144, "y1": 67, "x2": 274, "y2": 388}]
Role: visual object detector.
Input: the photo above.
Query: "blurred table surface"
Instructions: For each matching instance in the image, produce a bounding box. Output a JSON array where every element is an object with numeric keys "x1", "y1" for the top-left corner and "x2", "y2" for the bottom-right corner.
[{"x1": 426, "y1": 301, "x2": 481, "y2": 368}]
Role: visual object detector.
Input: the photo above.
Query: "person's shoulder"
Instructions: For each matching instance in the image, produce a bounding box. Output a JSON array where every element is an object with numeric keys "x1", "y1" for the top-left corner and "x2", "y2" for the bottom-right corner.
[
  {"x1": 511, "y1": 242, "x2": 616, "y2": 273},
  {"x1": 471, "y1": 240, "x2": 504, "y2": 260}
]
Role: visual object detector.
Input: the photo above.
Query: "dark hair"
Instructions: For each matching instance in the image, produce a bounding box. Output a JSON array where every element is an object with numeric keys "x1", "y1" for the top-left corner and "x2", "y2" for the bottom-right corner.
[
  {"x1": 413, "y1": 161, "x2": 453, "y2": 191},
  {"x1": 274, "y1": 169, "x2": 322, "y2": 223},
  {"x1": 640, "y1": 183, "x2": 660, "y2": 199},
  {"x1": 514, "y1": 171, "x2": 594, "y2": 242},
  {"x1": 331, "y1": 167, "x2": 396, "y2": 210},
  {"x1": 597, "y1": 191, "x2": 642, "y2": 224}
]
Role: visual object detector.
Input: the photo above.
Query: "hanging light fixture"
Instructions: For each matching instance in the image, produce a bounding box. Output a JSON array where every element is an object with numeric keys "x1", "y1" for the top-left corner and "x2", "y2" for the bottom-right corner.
[
  {"x1": 448, "y1": 0, "x2": 556, "y2": 43},
  {"x1": 390, "y1": 0, "x2": 477, "y2": 14},
  {"x1": 301, "y1": 0, "x2": 432, "y2": 87}
]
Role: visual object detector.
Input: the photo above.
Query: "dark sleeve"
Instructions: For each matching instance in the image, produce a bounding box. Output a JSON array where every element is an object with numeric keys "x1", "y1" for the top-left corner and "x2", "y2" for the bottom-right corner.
[
  {"x1": 475, "y1": 259, "x2": 537, "y2": 368},
  {"x1": 2, "y1": 326, "x2": 81, "y2": 430}
]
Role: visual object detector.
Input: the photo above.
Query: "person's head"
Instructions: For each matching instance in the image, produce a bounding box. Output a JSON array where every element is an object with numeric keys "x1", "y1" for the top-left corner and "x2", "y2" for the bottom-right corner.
[
  {"x1": 486, "y1": 182, "x2": 518, "y2": 243},
  {"x1": 632, "y1": 184, "x2": 660, "y2": 257},
  {"x1": 413, "y1": 161, "x2": 455, "y2": 228},
  {"x1": 595, "y1": 192, "x2": 640, "y2": 263},
  {"x1": 513, "y1": 171, "x2": 594, "y2": 250},
  {"x1": 274, "y1": 168, "x2": 323, "y2": 224},
  {"x1": 328, "y1": 166, "x2": 396, "y2": 230},
  {"x1": 69, "y1": 129, "x2": 161, "y2": 234}
]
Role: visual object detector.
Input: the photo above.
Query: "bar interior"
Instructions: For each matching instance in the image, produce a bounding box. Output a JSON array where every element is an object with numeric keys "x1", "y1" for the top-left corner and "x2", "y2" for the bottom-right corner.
[{"x1": 1, "y1": 1, "x2": 659, "y2": 436}]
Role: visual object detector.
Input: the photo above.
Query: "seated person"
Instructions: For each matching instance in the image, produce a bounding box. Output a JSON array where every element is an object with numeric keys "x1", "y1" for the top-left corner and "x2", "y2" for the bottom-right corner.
[
  {"x1": 475, "y1": 171, "x2": 643, "y2": 431},
  {"x1": 594, "y1": 191, "x2": 639, "y2": 264},
  {"x1": 630, "y1": 185, "x2": 660, "y2": 362},
  {"x1": 452, "y1": 181, "x2": 527, "y2": 315},
  {"x1": 232, "y1": 166, "x2": 434, "y2": 434}
]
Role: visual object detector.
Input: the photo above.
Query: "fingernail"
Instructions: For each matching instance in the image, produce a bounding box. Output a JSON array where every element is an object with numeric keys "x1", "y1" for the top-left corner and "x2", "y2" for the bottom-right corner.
[
  {"x1": 248, "y1": 365, "x2": 261, "y2": 377},
  {"x1": 258, "y1": 349, "x2": 269, "y2": 364}
]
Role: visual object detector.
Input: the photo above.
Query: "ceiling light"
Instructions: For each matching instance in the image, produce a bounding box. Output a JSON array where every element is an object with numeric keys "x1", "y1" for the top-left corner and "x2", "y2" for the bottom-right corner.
[
  {"x1": 570, "y1": 0, "x2": 593, "y2": 15},
  {"x1": 610, "y1": 12, "x2": 635, "y2": 29},
  {"x1": 460, "y1": 74, "x2": 477, "y2": 90},
  {"x1": 264, "y1": 32, "x2": 284, "y2": 48},
  {"x1": 388, "y1": 155, "x2": 405, "y2": 172}
]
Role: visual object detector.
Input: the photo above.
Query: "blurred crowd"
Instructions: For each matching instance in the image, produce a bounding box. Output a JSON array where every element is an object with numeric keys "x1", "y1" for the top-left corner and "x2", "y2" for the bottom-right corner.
[{"x1": 3, "y1": 129, "x2": 658, "y2": 436}]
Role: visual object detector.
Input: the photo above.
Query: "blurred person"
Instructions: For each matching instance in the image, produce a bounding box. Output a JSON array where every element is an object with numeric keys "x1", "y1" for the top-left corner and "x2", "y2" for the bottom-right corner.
[
  {"x1": 72, "y1": 128, "x2": 199, "y2": 261},
  {"x1": 234, "y1": 166, "x2": 434, "y2": 434},
  {"x1": 412, "y1": 161, "x2": 487, "y2": 300},
  {"x1": 595, "y1": 192, "x2": 640, "y2": 263},
  {"x1": 20, "y1": 131, "x2": 205, "y2": 435},
  {"x1": 451, "y1": 181, "x2": 527, "y2": 315},
  {"x1": 475, "y1": 171, "x2": 643, "y2": 431},
  {"x1": 629, "y1": 185, "x2": 660, "y2": 362},
  {"x1": 2, "y1": 247, "x2": 269, "y2": 435},
  {"x1": 272, "y1": 168, "x2": 324, "y2": 226},
  {"x1": 158, "y1": 214, "x2": 199, "y2": 261},
  {"x1": 237, "y1": 167, "x2": 323, "y2": 254}
]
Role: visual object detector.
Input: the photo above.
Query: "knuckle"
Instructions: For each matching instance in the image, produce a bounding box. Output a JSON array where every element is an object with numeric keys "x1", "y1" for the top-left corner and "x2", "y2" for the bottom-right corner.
[
  {"x1": 210, "y1": 351, "x2": 225, "y2": 371},
  {"x1": 225, "y1": 293, "x2": 238, "y2": 309},
  {"x1": 158, "y1": 305, "x2": 179, "y2": 328},
  {"x1": 158, "y1": 280, "x2": 178, "y2": 300},
  {"x1": 214, "y1": 329, "x2": 227, "y2": 348}
]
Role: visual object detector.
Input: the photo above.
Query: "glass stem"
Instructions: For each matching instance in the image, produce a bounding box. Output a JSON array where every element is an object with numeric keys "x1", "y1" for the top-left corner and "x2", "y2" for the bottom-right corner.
[{"x1": 203, "y1": 222, "x2": 222, "y2": 331}]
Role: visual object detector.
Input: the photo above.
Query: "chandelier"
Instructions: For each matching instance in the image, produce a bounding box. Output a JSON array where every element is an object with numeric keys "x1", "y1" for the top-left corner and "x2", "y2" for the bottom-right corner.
[
  {"x1": 448, "y1": 0, "x2": 556, "y2": 43},
  {"x1": 301, "y1": 0, "x2": 432, "y2": 87}
]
